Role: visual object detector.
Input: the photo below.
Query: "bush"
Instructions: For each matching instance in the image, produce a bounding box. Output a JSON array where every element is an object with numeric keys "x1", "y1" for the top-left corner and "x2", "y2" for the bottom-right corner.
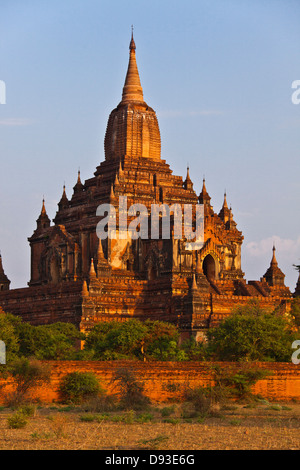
[
  {"x1": 111, "y1": 367, "x2": 150, "y2": 410},
  {"x1": 17, "y1": 404, "x2": 37, "y2": 417},
  {"x1": 7, "y1": 412, "x2": 28, "y2": 429},
  {"x1": 183, "y1": 386, "x2": 214, "y2": 418},
  {"x1": 182, "y1": 365, "x2": 270, "y2": 419},
  {"x1": 80, "y1": 394, "x2": 117, "y2": 413},
  {"x1": 210, "y1": 364, "x2": 271, "y2": 401},
  {"x1": 58, "y1": 371, "x2": 103, "y2": 404},
  {"x1": 5, "y1": 358, "x2": 51, "y2": 406}
]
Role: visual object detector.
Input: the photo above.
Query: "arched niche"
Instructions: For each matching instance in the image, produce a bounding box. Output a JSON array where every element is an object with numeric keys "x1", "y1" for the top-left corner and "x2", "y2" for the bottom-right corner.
[{"x1": 202, "y1": 254, "x2": 217, "y2": 281}]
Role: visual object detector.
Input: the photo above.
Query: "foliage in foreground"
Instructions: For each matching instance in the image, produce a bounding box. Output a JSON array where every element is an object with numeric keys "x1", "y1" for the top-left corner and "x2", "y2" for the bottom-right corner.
[{"x1": 58, "y1": 371, "x2": 104, "y2": 404}]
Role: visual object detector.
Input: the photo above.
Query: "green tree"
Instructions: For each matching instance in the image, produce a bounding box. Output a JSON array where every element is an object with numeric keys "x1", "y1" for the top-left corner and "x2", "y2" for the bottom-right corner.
[
  {"x1": 207, "y1": 301, "x2": 296, "y2": 362},
  {"x1": 143, "y1": 320, "x2": 184, "y2": 360},
  {"x1": 16, "y1": 322, "x2": 84, "y2": 360},
  {"x1": 84, "y1": 320, "x2": 147, "y2": 360},
  {"x1": 105, "y1": 319, "x2": 148, "y2": 358},
  {"x1": 180, "y1": 337, "x2": 210, "y2": 361},
  {"x1": 84, "y1": 319, "x2": 184, "y2": 361}
]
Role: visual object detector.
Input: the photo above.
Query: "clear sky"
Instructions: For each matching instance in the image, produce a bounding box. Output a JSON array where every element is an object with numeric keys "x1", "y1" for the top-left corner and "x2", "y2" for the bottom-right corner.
[{"x1": 0, "y1": 0, "x2": 299, "y2": 290}]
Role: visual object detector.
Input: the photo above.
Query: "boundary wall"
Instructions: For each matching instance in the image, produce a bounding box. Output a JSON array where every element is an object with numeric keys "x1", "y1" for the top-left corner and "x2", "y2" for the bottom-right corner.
[{"x1": 1, "y1": 361, "x2": 300, "y2": 403}]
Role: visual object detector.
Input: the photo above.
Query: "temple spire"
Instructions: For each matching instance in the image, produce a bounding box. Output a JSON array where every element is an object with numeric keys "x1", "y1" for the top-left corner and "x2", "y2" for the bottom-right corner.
[
  {"x1": 36, "y1": 197, "x2": 50, "y2": 230},
  {"x1": 263, "y1": 245, "x2": 285, "y2": 287},
  {"x1": 58, "y1": 184, "x2": 69, "y2": 210},
  {"x1": 89, "y1": 258, "x2": 96, "y2": 278},
  {"x1": 191, "y1": 273, "x2": 198, "y2": 291},
  {"x1": 97, "y1": 238, "x2": 105, "y2": 260},
  {"x1": 198, "y1": 178, "x2": 211, "y2": 206},
  {"x1": 223, "y1": 191, "x2": 228, "y2": 209},
  {"x1": 218, "y1": 191, "x2": 231, "y2": 223},
  {"x1": 41, "y1": 198, "x2": 46, "y2": 215},
  {"x1": 271, "y1": 244, "x2": 278, "y2": 266},
  {"x1": 121, "y1": 30, "x2": 144, "y2": 104},
  {"x1": 82, "y1": 280, "x2": 89, "y2": 297},
  {"x1": 73, "y1": 170, "x2": 84, "y2": 194},
  {"x1": 183, "y1": 165, "x2": 193, "y2": 190}
]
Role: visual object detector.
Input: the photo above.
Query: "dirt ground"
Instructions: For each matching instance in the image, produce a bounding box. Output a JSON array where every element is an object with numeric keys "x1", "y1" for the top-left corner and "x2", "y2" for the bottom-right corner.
[{"x1": 0, "y1": 401, "x2": 300, "y2": 450}]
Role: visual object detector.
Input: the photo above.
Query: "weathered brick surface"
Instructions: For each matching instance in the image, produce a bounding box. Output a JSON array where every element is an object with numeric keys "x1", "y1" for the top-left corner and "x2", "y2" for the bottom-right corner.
[
  {"x1": 1, "y1": 361, "x2": 299, "y2": 404},
  {"x1": 0, "y1": 282, "x2": 82, "y2": 326}
]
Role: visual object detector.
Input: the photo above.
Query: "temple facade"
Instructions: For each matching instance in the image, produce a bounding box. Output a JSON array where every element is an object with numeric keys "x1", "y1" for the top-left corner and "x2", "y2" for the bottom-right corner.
[{"x1": 0, "y1": 34, "x2": 293, "y2": 339}]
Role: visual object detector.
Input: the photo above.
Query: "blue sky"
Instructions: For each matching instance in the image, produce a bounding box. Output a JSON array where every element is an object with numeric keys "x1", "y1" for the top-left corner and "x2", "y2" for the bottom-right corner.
[{"x1": 0, "y1": 0, "x2": 299, "y2": 289}]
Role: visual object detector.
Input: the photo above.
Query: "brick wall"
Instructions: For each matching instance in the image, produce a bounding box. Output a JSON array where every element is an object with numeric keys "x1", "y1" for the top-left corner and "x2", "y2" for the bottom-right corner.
[{"x1": 1, "y1": 361, "x2": 300, "y2": 404}]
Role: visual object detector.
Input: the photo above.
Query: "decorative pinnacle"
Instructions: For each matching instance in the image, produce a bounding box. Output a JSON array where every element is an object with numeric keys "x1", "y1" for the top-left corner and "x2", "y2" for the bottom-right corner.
[
  {"x1": 191, "y1": 273, "x2": 198, "y2": 291},
  {"x1": 89, "y1": 258, "x2": 96, "y2": 277},
  {"x1": 82, "y1": 280, "x2": 89, "y2": 296},
  {"x1": 271, "y1": 244, "x2": 278, "y2": 266},
  {"x1": 41, "y1": 197, "x2": 46, "y2": 215},
  {"x1": 122, "y1": 29, "x2": 144, "y2": 103},
  {"x1": 130, "y1": 25, "x2": 136, "y2": 50},
  {"x1": 97, "y1": 239, "x2": 105, "y2": 260},
  {"x1": 223, "y1": 191, "x2": 228, "y2": 209}
]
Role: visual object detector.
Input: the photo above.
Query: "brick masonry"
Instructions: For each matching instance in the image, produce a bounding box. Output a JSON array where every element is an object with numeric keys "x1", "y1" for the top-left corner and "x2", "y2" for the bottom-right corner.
[{"x1": 1, "y1": 361, "x2": 300, "y2": 403}]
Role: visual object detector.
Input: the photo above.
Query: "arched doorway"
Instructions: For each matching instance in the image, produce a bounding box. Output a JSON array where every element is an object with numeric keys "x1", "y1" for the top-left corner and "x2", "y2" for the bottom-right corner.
[{"x1": 203, "y1": 254, "x2": 216, "y2": 281}]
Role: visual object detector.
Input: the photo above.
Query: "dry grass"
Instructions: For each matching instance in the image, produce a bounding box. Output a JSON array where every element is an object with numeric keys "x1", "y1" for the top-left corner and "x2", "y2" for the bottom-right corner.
[{"x1": 0, "y1": 401, "x2": 300, "y2": 450}]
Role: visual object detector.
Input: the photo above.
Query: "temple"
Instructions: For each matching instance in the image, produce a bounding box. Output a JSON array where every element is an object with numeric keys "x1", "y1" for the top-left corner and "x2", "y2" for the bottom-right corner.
[{"x1": 0, "y1": 34, "x2": 294, "y2": 339}]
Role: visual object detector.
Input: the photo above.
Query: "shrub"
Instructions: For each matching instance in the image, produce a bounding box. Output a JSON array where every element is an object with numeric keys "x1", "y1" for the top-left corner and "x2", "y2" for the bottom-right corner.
[
  {"x1": 58, "y1": 371, "x2": 103, "y2": 404},
  {"x1": 7, "y1": 412, "x2": 28, "y2": 429},
  {"x1": 211, "y1": 365, "x2": 271, "y2": 400},
  {"x1": 80, "y1": 394, "x2": 117, "y2": 413},
  {"x1": 80, "y1": 414, "x2": 97, "y2": 422},
  {"x1": 17, "y1": 404, "x2": 37, "y2": 417},
  {"x1": 5, "y1": 358, "x2": 51, "y2": 406},
  {"x1": 160, "y1": 405, "x2": 175, "y2": 417},
  {"x1": 111, "y1": 367, "x2": 150, "y2": 410},
  {"x1": 183, "y1": 386, "x2": 213, "y2": 418}
]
